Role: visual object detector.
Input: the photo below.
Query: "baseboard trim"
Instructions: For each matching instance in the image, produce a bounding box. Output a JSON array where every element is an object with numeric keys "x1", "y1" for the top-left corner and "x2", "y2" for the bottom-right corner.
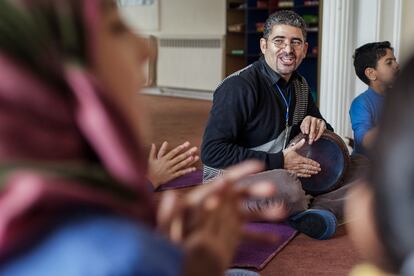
[{"x1": 142, "y1": 87, "x2": 213, "y2": 101}]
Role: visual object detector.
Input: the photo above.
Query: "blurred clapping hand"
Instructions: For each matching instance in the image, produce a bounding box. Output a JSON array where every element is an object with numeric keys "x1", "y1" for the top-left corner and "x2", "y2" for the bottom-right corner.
[{"x1": 157, "y1": 161, "x2": 287, "y2": 275}]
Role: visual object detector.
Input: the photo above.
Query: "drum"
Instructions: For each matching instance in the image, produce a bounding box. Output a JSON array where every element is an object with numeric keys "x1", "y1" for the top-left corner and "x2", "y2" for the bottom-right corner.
[{"x1": 288, "y1": 130, "x2": 351, "y2": 196}]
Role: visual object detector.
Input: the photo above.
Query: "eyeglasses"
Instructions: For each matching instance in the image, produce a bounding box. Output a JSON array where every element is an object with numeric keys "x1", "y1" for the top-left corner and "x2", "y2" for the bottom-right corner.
[{"x1": 269, "y1": 39, "x2": 303, "y2": 50}]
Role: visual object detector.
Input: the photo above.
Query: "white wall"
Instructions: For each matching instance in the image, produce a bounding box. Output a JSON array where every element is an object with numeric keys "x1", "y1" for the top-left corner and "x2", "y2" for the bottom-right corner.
[
  {"x1": 119, "y1": 0, "x2": 226, "y2": 36},
  {"x1": 400, "y1": 0, "x2": 414, "y2": 65},
  {"x1": 379, "y1": 0, "x2": 402, "y2": 56},
  {"x1": 118, "y1": 0, "x2": 226, "y2": 93},
  {"x1": 157, "y1": 0, "x2": 225, "y2": 36}
]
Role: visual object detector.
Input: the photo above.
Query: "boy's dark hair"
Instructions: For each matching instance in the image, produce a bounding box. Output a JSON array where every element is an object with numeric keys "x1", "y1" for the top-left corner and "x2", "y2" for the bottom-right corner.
[
  {"x1": 263, "y1": 10, "x2": 307, "y2": 41},
  {"x1": 353, "y1": 41, "x2": 393, "y2": 85}
]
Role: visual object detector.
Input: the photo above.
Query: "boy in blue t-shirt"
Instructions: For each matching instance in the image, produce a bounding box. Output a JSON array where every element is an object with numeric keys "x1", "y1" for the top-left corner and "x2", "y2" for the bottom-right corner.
[{"x1": 349, "y1": 41, "x2": 400, "y2": 156}]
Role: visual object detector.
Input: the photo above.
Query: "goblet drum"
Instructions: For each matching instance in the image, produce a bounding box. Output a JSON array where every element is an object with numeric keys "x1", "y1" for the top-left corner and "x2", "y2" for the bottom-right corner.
[{"x1": 289, "y1": 130, "x2": 351, "y2": 196}]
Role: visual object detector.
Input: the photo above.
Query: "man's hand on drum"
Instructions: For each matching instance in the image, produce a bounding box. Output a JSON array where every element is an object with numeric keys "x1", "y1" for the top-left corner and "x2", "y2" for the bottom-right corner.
[
  {"x1": 283, "y1": 138, "x2": 321, "y2": 178},
  {"x1": 300, "y1": 116, "x2": 326, "y2": 145}
]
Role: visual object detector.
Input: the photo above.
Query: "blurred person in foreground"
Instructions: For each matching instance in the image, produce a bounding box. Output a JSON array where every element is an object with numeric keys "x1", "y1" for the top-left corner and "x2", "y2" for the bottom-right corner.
[
  {"x1": 346, "y1": 54, "x2": 414, "y2": 276},
  {"x1": 0, "y1": 1, "x2": 284, "y2": 275}
]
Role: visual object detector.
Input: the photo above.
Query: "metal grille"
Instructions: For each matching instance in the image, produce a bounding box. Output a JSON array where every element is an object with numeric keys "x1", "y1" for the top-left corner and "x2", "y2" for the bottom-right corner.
[{"x1": 159, "y1": 38, "x2": 221, "y2": 49}]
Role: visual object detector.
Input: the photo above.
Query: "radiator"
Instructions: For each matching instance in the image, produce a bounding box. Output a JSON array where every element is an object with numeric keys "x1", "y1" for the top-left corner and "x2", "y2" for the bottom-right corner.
[{"x1": 156, "y1": 36, "x2": 224, "y2": 91}]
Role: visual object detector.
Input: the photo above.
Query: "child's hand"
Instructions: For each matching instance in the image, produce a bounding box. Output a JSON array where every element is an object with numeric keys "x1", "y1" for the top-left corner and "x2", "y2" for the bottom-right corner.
[{"x1": 148, "y1": 141, "x2": 199, "y2": 189}]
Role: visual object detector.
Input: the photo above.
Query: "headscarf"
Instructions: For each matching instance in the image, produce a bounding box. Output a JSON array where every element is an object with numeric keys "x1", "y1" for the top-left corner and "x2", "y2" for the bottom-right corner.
[{"x1": 0, "y1": 0, "x2": 155, "y2": 260}]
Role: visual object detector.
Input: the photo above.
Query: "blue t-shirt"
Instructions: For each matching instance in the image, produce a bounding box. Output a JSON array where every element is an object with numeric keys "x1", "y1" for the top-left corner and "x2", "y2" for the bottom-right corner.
[{"x1": 349, "y1": 87, "x2": 384, "y2": 155}]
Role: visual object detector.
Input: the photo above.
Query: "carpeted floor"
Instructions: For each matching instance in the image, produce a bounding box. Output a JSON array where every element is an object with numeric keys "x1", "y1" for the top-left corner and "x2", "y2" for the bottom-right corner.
[
  {"x1": 142, "y1": 94, "x2": 211, "y2": 160},
  {"x1": 143, "y1": 94, "x2": 361, "y2": 276}
]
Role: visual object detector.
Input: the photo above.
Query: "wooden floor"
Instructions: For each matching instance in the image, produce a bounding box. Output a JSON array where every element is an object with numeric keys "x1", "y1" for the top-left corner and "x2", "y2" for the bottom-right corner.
[{"x1": 143, "y1": 94, "x2": 360, "y2": 276}]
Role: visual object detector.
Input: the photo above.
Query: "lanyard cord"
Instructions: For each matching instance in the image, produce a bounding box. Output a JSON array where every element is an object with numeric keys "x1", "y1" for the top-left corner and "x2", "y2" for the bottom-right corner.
[
  {"x1": 275, "y1": 83, "x2": 292, "y2": 125},
  {"x1": 275, "y1": 83, "x2": 292, "y2": 149}
]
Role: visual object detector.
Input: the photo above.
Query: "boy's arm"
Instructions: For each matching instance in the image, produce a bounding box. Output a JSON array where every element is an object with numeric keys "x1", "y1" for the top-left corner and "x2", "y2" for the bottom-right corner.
[
  {"x1": 362, "y1": 126, "x2": 378, "y2": 150},
  {"x1": 349, "y1": 98, "x2": 375, "y2": 150}
]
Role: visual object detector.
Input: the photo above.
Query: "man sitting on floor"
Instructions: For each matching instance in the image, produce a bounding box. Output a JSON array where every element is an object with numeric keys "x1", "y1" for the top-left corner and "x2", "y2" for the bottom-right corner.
[
  {"x1": 349, "y1": 41, "x2": 400, "y2": 156},
  {"x1": 201, "y1": 10, "x2": 354, "y2": 240}
]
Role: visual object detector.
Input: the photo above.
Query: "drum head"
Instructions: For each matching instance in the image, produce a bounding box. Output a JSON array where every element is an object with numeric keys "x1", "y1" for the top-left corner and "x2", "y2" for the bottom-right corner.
[{"x1": 289, "y1": 130, "x2": 350, "y2": 196}]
